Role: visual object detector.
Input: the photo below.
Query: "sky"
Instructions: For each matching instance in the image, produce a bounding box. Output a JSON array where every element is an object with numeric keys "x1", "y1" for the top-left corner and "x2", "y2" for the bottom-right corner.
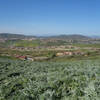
[{"x1": 0, "y1": 0, "x2": 100, "y2": 36}]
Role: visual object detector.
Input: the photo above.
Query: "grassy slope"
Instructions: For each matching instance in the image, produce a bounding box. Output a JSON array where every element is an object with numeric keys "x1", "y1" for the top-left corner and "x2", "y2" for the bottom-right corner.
[
  {"x1": 14, "y1": 40, "x2": 41, "y2": 47},
  {"x1": 73, "y1": 43, "x2": 100, "y2": 48}
]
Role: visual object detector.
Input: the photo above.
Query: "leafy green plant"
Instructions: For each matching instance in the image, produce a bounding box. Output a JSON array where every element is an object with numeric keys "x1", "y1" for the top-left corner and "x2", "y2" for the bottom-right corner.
[{"x1": 0, "y1": 58, "x2": 100, "y2": 100}]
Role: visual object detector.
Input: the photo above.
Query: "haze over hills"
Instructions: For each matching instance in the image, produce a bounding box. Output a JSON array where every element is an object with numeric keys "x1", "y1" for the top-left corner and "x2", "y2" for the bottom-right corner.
[
  {"x1": 0, "y1": 33, "x2": 36, "y2": 39},
  {"x1": 41, "y1": 34, "x2": 90, "y2": 40},
  {"x1": 0, "y1": 33, "x2": 92, "y2": 40},
  {"x1": 89, "y1": 35, "x2": 100, "y2": 39}
]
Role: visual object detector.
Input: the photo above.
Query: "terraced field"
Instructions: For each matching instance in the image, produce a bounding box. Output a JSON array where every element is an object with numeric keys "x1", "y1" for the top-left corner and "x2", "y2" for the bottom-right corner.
[{"x1": 0, "y1": 58, "x2": 100, "y2": 100}]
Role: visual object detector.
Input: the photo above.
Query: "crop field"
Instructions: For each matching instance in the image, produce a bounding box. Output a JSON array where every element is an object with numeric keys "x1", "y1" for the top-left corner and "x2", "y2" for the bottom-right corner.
[{"x1": 0, "y1": 58, "x2": 100, "y2": 100}]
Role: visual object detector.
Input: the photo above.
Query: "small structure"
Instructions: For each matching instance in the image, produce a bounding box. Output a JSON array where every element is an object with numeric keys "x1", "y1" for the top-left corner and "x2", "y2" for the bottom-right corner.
[
  {"x1": 16, "y1": 55, "x2": 27, "y2": 60},
  {"x1": 27, "y1": 57, "x2": 34, "y2": 61},
  {"x1": 56, "y1": 53, "x2": 64, "y2": 56},
  {"x1": 73, "y1": 51, "x2": 84, "y2": 55},
  {"x1": 64, "y1": 52, "x2": 73, "y2": 56},
  {"x1": 56, "y1": 51, "x2": 73, "y2": 56}
]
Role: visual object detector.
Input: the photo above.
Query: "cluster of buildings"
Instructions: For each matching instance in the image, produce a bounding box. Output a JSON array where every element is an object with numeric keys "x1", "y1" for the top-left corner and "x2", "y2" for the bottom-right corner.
[
  {"x1": 15, "y1": 55, "x2": 34, "y2": 61},
  {"x1": 15, "y1": 55, "x2": 49, "y2": 61},
  {"x1": 56, "y1": 51, "x2": 84, "y2": 56}
]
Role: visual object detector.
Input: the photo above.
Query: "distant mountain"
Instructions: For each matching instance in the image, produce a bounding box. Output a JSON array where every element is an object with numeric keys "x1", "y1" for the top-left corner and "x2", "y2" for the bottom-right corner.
[
  {"x1": 89, "y1": 35, "x2": 100, "y2": 39},
  {"x1": 41, "y1": 34, "x2": 90, "y2": 40},
  {"x1": 0, "y1": 33, "x2": 36, "y2": 39},
  {"x1": 0, "y1": 33, "x2": 91, "y2": 40}
]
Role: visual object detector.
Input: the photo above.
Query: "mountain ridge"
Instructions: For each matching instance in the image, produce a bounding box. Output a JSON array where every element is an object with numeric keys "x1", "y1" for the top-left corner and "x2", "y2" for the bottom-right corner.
[
  {"x1": 0, "y1": 33, "x2": 36, "y2": 39},
  {"x1": 0, "y1": 33, "x2": 92, "y2": 40}
]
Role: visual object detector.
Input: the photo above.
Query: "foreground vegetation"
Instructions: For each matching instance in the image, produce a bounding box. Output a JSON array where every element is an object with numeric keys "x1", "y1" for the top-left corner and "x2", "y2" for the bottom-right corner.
[{"x1": 0, "y1": 58, "x2": 100, "y2": 100}]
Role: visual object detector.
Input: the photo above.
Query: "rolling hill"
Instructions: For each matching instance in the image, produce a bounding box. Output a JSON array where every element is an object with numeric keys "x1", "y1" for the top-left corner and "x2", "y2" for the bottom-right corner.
[
  {"x1": 0, "y1": 33, "x2": 36, "y2": 39},
  {"x1": 42, "y1": 34, "x2": 90, "y2": 40}
]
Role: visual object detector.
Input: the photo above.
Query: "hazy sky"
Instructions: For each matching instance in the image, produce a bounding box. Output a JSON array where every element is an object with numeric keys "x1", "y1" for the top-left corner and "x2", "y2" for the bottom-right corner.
[{"x1": 0, "y1": 0, "x2": 100, "y2": 36}]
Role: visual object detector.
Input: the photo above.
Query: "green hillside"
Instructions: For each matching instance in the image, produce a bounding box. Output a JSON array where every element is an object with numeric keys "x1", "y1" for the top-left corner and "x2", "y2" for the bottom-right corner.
[
  {"x1": 14, "y1": 40, "x2": 41, "y2": 47},
  {"x1": 0, "y1": 33, "x2": 36, "y2": 39}
]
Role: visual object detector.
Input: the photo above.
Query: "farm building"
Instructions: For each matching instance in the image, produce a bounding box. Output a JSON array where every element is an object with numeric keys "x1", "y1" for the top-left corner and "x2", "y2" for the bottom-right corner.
[
  {"x1": 56, "y1": 52, "x2": 64, "y2": 56},
  {"x1": 15, "y1": 55, "x2": 27, "y2": 60},
  {"x1": 56, "y1": 52, "x2": 73, "y2": 56}
]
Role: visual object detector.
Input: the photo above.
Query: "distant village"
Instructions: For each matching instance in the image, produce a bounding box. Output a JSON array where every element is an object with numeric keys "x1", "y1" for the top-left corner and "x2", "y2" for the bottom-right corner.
[{"x1": 0, "y1": 33, "x2": 100, "y2": 61}]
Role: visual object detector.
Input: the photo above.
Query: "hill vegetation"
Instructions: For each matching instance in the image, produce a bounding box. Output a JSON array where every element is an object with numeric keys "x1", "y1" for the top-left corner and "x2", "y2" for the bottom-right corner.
[
  {"x1": 0, "y1": 33, "x2": 91, "y2": 40},
  {"x1": 43, "y1": 34, "x2": 90, "y2": 40},
  {"x1": 0, "y1": 33, "x2": 36, "y2": 39}
]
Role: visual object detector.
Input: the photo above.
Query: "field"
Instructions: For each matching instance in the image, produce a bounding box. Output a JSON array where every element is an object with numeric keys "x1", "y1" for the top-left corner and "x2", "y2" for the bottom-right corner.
[
  {"x1": 0, "y1": 58, "x2": 100, "y2": 100},
  {"x1": 0, "y1": 34, "x2": 100, "y2": 100}
]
